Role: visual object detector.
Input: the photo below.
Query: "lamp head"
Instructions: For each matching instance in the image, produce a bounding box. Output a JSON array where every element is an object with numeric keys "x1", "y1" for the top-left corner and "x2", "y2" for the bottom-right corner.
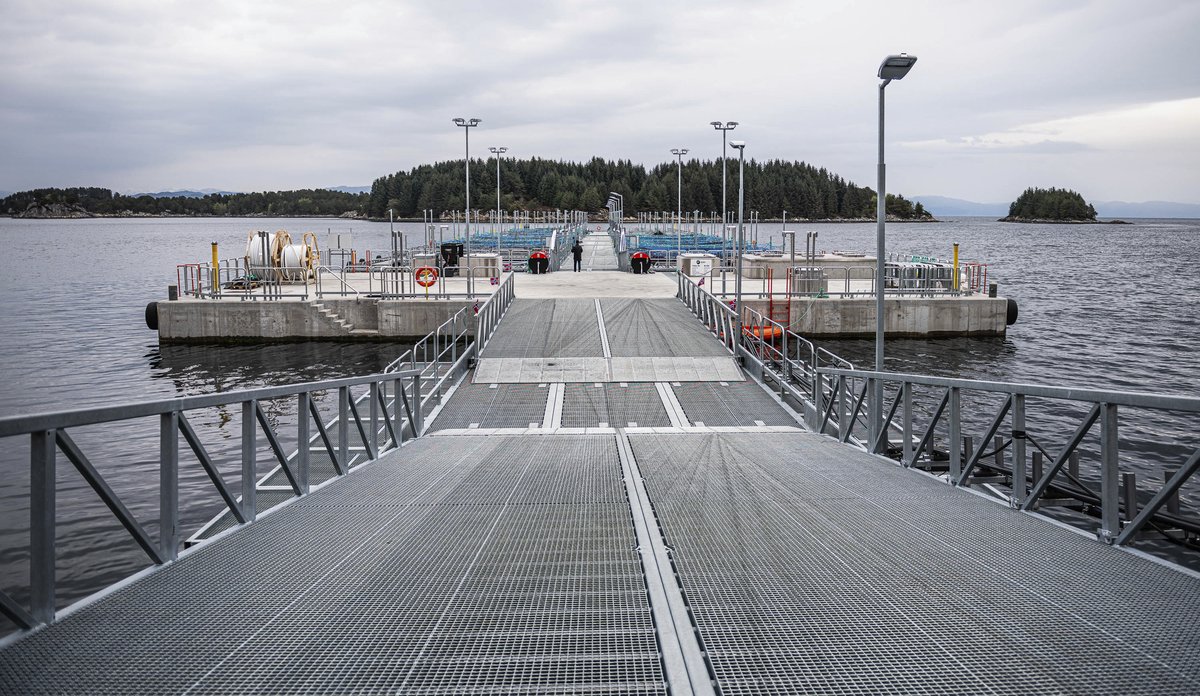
[
  {"x1": 729, "y1": 140, "x2": 745, "y2": 150},
  {"x1": 878, "y1": 53, "x2": 917, "y2": 80},
  {"x1": 452, "y1": 117, "x2": 465, "y2": 126}
]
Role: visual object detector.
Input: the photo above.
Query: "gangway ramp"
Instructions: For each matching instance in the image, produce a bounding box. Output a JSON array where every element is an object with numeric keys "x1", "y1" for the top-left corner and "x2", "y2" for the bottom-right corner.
[{"x1": 4, "y1": 269, "x2": 1200, "y2": 694}]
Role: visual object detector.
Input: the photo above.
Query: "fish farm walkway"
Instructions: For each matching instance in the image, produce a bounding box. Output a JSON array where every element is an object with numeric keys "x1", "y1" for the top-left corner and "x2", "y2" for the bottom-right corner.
[{"x1": 3, "y1": 242, "x2": 1199, "y2": 694}]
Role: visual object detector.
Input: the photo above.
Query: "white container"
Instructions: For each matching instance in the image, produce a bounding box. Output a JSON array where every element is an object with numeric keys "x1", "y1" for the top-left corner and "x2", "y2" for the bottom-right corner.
[{"x1": 677, "y1": 253, "x2": 716, "y2": 277}]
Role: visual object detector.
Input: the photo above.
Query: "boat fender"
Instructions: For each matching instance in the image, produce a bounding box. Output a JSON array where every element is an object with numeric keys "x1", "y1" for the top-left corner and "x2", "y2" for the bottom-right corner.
[
  {"x1": 1006, "y1": 298, "x2": 1018, "y2": 326},
  {"x1": 145, "y1": 302, "x2": 159, "y2": 330}
]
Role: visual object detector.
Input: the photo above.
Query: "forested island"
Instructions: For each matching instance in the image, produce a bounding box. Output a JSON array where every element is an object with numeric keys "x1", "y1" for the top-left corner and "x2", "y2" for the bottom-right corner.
[
  {"x1": 999, "y1": 187, "x2": 1118, "y2": 223},
  {"x1": 367, "y1": 157, "x2": 934, "y2": 221},
  {"x1": 1, "y1": 187, "x2": 368, "y2": 219},
  {"x1": 2, "y1": 157, "x2": 937, "y2": 221}
]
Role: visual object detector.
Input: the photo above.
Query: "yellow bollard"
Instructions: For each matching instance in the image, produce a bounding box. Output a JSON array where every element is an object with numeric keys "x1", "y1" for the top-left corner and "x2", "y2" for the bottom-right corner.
[
  {"x1": 211, "y1": 241, "x2": 219, "y2": 292},
  {"x1": 952, "y1": 243, "x2": 959, "y2": 291}
]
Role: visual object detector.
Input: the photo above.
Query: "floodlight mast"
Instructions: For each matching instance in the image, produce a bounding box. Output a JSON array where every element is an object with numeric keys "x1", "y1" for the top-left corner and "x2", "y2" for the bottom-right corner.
[
  {"x1": 871, "y1": 53, "x2": 916, "y2": 452},
  {"x1": 729, "y1": 140, "x2": 746, "y2": 344},
  {"x1": 453, "y1": 117, "x2": 482, "y2": 294},
  {"x1": 711, "y1": 121, "x2": 738, "y2": 269}
]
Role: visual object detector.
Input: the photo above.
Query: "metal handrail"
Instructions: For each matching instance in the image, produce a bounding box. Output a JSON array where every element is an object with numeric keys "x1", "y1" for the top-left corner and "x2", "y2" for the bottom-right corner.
[
  {"x1": 315, "y1": 265, "x2": 360, "y2": 298},
  {"x1": 676, "y1": 272, "x2": 858, "y2": 434},
  {"x1": 818, "y1": 366, "x2": 1200, "y2": 547},
  {"x1": 0, "y1": 368, "x2": 422, "y2": 634},
  {"x1": 474, "y1": 272, "x2": 516, "y2": 358}
]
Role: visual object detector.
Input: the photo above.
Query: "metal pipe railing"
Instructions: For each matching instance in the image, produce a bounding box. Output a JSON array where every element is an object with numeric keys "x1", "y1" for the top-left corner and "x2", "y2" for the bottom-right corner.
[
  {"x1": 818, "y1": 366, "x2": 1200, "y2": 547},
  {"x1": 0, "y1": 368, "x2": 423, "y2": 633}
]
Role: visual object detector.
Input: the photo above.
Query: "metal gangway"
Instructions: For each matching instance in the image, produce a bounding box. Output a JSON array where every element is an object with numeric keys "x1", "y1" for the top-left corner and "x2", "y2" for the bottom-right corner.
[{"x1": 2, "y1": 258, "x2": 1199, "y2": 694}]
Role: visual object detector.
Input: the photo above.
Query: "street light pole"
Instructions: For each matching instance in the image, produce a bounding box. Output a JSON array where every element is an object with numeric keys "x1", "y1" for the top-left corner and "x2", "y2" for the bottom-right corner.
[
  {"x1": 711, "y1": 121, "x2": 737, "y2": 269},
  {"x1": 873, "y1": 53, "x2": 917, "y2": 453},
  {"x1": 489, "y1": 146, "x2": 507, "y2": 264},
  {"x1": 453, "y1": 117, "x2": 481, "y2": 295},
  {"x1": 730, "y1": 140, "x2": 746, "y2": 345},
  {"x1": 670, "y1": 148, "x2": 688, "y2": 262}
]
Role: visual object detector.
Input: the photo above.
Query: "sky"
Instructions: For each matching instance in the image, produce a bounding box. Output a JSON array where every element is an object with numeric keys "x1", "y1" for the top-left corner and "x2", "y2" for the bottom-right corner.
[{"x1": 2, "y1": 0, "x2": 1199, "y2": 204}]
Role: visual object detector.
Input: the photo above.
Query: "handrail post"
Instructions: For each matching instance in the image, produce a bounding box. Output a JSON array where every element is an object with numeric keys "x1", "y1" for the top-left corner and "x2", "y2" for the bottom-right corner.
[
  {"x1": 30, "y1": 429, "x2": 56, "y2": 625},
  {"x1": 241, "y1": 400, "x2": 257, "y2": 522},
  {"x1": 1099, "y1": 402, "x2": 1120, "y2": 542},
  {"x1": 811, "y1": 370, "x2": 823, "y2": 433},
  {"x1": 368, "y1": 382, "x2": 379, "y2": 459},
  {"x1": 411, "y1": 374, "x2": 424, "y2": 436},
  {"x1": 297, "y1": 392, "x2": 310, "y2": 493},
  {"x1": 1011, "y1": 394, "x2": 1026, "y2": 507},
  {"x1": 902, "y1": 382, "x2": 913, "y2": 464},
  {"x1": 837, "y1": 376, "x2": 849, "y2": 442},
  {"x1": 338, "y1": 386, "x2": 349, "y2": 471},
  {"x1": 393, "y1": 378, "x2": 405, "y2": 442},
  {"x1": 159, "y1": 412, "x2": 179, "y2": 562},
  {"x1": 949, "y1": 387, "x2": 961, "y2": 481}
]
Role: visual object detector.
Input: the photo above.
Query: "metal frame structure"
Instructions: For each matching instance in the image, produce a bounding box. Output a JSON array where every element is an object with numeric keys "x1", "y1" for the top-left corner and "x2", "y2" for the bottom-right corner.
[
  {"x1": 817, "y1": 366, "x2": 1200, "y2": 546},
  {"x1": 677, "y1": 270, "x2": 1199, "y2": 549},
  {"x1": 0, "y1": 281, "x2": 521, "y2": 636}
]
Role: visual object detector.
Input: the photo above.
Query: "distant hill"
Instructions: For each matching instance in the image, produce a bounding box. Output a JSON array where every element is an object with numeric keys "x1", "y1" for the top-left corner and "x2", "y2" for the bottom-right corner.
[
  {"x1": 1092, "y1": 200, "x2": 1200, "y2": 219},
  {"x1": 911, "y1": 196, "x2": 1007, "y2": 217},
  {"x1": 914, "y1": 195, "x2": 1200, "y2": 219},
  {"x1": 130, "y1": 189, "x2": 240, "y2": 198},
  {"x1": 326, "y1": 185, "x2": 370, "y2": 194}
]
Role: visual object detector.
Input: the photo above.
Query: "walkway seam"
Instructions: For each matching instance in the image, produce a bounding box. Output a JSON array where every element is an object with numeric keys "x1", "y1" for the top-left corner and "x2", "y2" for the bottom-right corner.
[
  {"x1": 656, "y1": 382, "x2": 690, "y2": 428},
  {"x1": 541, "y1": 383, "x2": 564, "y2": 429},
  {"x1": 594, "y1": 299, "x2": 612, "y2": 358},
  {"x1": 615, "y1": 428, "x2": 714, "y2": 696}
]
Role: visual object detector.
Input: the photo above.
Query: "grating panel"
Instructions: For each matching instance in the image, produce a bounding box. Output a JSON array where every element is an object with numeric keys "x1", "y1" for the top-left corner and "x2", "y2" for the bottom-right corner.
[
  {"x1": 483, "y1": 299, "x2": 605, "y2": 358},
  {"x1": 0, "y1": 435, "x2": 667, "y2": 695},
  {"x1": 631, "y1": 431, "x2": 1200, "y2": 695},
  {"x1": 672, "y1": 381, "x2": 798, "y2": 427},
  {"x1": 558, "y1": 383, "x2": 674, "y2": 428},
  {"x1": 602, "y1": 299, "x2": 731, "y2": 358},
  {"x1": 562, "y1": 382, "x2": 608, "y2": 428},
  {"x1": 432, "y1": 380, "x2": 550, "y2": 430}
]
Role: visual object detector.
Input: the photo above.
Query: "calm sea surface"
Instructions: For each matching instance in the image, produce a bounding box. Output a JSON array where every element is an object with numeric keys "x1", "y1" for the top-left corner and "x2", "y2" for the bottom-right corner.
[{"x1": 0, "y1": 216, "x2": 1197, "y2": 619}]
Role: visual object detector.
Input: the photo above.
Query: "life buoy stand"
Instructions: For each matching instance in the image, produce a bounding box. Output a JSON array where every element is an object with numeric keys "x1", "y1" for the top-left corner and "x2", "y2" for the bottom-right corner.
[{"x1": 415, "y1": 266, "x2": 439, "y2": 288}]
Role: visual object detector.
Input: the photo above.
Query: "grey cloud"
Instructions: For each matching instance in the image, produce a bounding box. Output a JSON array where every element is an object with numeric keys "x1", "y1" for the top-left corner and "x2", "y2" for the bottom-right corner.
[{"x1": 0, "y1": 0, "x2": 1197, "y2": 202}]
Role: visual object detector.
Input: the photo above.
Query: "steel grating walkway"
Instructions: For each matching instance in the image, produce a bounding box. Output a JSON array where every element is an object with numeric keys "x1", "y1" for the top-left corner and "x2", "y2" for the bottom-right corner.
[
  {"x1": 7, "y1": 283, "x2": 1200, "y2": 694},
  {"x1": 630, "y1": 431, "x2": 1200, "y2": 695},
  {"x1": 0, "y1": 435, "x2": 668, "y2": 695}
]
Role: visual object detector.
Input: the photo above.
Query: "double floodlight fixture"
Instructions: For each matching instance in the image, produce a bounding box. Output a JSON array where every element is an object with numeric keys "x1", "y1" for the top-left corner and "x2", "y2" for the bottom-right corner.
[
  {"x1": 453, "y1": 117, "x2": 482, "y2": 127},
  {"x1": 488, "y1": 146, "x2": 507, "y2": 155},
  {"x1": 670, "y1": 148, "x2": 689, "y2": 157},
  {"x1": 878, "y1": 53, "x2": 917, "y2": 82},
  {"x1": 711, "y1": 121, "x2": 739, "y2": 131}
]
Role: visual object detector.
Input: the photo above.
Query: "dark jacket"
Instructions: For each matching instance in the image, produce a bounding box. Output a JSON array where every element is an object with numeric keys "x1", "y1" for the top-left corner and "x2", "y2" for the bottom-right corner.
[{"x1": 571, "y1": 243, "x2": 583, "y2": 259}]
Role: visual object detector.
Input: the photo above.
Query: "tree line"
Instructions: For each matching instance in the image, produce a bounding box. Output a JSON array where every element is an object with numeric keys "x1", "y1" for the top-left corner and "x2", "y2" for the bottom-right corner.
[
  {"x1": 368, "y1": 157, "x2": 932, "y2": 220},
  {"x1": 1006, "y1": 187, "x2": 1096, "y2": 221},
  {"x1": 1, "y1": 187, "x2": 368, "y2": 217},
  {"x1": 3, "y1": 158, "x2": 936, "y2": 220}
]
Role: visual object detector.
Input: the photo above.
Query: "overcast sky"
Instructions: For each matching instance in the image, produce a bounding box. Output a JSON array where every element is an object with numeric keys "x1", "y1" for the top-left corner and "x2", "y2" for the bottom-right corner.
[{"x1": 3, "y1": 0, "x2": 1198, "y2": 203}]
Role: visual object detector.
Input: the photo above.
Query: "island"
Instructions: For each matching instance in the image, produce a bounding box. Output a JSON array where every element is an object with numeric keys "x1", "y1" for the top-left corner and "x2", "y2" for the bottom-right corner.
[{"x1": 999, "y1": 186, "x2": 1125, "y2": 223}]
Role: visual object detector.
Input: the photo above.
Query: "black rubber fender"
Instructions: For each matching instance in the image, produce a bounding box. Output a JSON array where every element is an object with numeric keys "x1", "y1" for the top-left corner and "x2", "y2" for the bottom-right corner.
[
  {"x1": 1006, "y1": 298, "x2": 1019, "y2": 326},
  {"x1": 145, "y1": 302, "x2": 159, "y2": 330}
]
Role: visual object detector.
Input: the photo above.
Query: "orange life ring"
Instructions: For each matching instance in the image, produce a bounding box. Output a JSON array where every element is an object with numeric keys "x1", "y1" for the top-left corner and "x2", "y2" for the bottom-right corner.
[
  {"x1": 415, "y1": 266, "x2": 439, "y2": 288},
  {"x1": 743, "y1": 325, "x2": 784, "y2": 340}
]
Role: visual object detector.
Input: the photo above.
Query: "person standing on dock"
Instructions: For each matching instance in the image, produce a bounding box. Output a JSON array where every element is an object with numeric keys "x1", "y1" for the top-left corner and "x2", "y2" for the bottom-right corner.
[{"x1": 571, "y1": 240, "x2": 583, "y2": 272}]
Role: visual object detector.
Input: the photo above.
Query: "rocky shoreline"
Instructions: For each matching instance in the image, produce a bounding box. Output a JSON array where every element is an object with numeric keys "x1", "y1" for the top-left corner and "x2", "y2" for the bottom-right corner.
[{"x1": 998, "y1": 216, "x2": 1129, "y2": 224}]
